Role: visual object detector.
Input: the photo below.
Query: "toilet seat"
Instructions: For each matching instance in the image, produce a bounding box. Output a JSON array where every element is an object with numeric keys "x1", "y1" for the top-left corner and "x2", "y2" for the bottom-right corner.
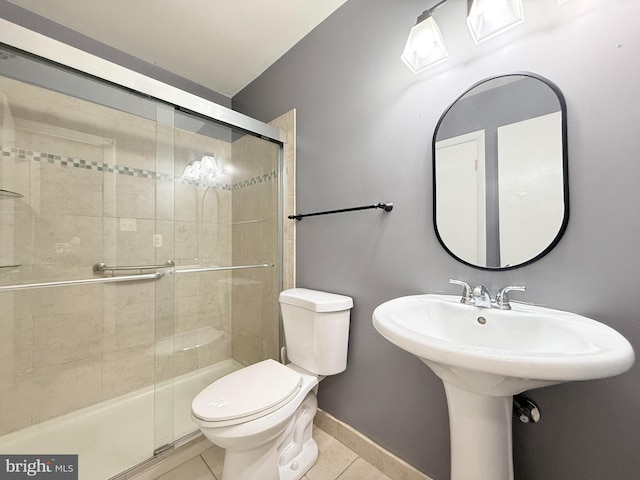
[{"x1": 192, "y1": 359, "x2": 303, "y2": 426}]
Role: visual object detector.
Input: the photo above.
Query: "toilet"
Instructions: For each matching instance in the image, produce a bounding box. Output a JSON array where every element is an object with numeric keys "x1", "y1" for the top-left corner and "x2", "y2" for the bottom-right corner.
[{"x1": 191, "y1": 288, "x2": 353, "y2": 480}]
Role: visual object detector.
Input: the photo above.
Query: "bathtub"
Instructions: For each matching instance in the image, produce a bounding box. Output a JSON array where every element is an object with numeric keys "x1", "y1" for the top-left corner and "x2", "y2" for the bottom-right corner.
[{"x1": 0, "y1": 359, "x2": 241, "y2": 479}]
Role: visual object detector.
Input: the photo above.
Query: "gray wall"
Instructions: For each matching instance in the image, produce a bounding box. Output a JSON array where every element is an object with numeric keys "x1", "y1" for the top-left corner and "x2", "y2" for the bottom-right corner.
[{"x1": 234, "y1": 1, "x2": 640, "y2": 479}]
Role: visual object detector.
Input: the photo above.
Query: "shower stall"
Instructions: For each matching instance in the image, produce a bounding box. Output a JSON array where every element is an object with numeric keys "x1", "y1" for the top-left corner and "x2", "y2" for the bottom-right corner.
[{"x1": 0, "y1": 29, "x2": 285, "y2": 480}]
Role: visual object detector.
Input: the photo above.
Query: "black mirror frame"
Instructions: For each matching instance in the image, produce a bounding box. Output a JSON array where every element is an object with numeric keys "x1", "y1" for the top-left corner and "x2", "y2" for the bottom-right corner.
[{"x1": 432, "y1": 72, "x2": 569, "y2": 271}]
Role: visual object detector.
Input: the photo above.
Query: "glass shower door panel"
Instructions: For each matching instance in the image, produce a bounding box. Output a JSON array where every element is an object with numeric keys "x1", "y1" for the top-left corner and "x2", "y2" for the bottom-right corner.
[
  {"x1": 170, "y1": 111, "x2": 237, "y2": 442},
  {"x1": 153, "y1": 103, "x2": 176, "y2": 452},
  {"x1": 230, "y1": 132, "x2": 281, "y2": 366},
  {"x1": 166, "y1": 110, "x2": 283, "y2": 445},
  {"x1": 0, "y1": 50, "x2": 169, "y2": 479},
  {"x1": 101, "y1": 98, "x2": 174, "y2": 469}
]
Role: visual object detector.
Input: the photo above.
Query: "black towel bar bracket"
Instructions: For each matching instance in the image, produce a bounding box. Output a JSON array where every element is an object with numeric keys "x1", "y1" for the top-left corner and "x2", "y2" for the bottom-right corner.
[{"x1": 288, "y1": 202, "x2": 393, "y2": 221}]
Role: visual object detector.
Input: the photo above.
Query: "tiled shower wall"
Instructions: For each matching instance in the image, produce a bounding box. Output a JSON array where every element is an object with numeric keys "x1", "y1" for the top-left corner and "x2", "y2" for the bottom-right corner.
[
  {"x1": 0, "y1": 75, "x2": 280, "y2": 436},
  {"x1": 229, "y1": 109, "x2": 295, "y2": 367},
  {"x1": 230, "y1": 134, "x2": 280, "y2": 366}
]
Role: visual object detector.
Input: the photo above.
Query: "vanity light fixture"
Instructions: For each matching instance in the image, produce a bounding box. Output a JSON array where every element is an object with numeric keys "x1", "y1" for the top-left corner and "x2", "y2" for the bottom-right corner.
[
  {"x1": 466, "y1": 0, "x2": 524, "y2": 44},
  {"x1": 403, "y1": 0, "x2": 527, "y2": 74},
  {"x1": 401, "y1": 0, "x2": 449, "y2": 73}
]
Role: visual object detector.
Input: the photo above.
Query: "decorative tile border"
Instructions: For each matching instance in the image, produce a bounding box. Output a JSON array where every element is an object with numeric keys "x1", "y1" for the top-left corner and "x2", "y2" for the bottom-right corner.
[
  {"x1": 1, "y1": 146, "x2": 276, "y2": 190},
  {"x1": 233, "y1": 171, "x2": 278, "y2": 189}
]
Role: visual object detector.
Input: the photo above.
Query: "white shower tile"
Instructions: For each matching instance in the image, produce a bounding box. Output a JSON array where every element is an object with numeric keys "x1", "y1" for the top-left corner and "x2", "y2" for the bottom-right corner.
[
  {"x1": 201, "y1": 187, "x2": 231, "y2": 225},
  {"x1": 155, "y1": 299, "x2": 175, "y2": 339},
  {"x1": 154, "y1": 220, "x2": 175, "y2": 263},
  {"x1": 39, "y1": 162, "x2": 103, "y2": 217},
  {"x1": 0, "y1": 313, "x2": 33, "y2": 378},
  {"x1": 31, "y1": 357, "x2": 102, "y2": 423},
  {"x1": 103, "y1": 301, "x2": 155, "y2": 352},
  {"x1": 174, "y1": 183, "x2": 198, "y2": 223},
  {"x1": 103, "y1": 280, "x2": 156, "y2": 307},
  {"x1": 33, "y1": 310, "x2": 103, "y2": 367},
  {"x1": 102, "y1": 345, "x2": 154, "y2": 399},
  {"x1": 33, "y1": 214, "x2": 103, "y2": 265},
  {"x1": 174, "y1": 296, "x2": 201, "y2": 334},
  {"x1": 231, "y1": 330, "x2": 265, "y2": 367},
  {"x1": 173, "y1": 347, "x2": 199, "y2": 377},
  {"x1": 104, "y1": 217, "x2": 156, "y2": 263},
  {"x1": 156, "y1": 179, "x2": 175, "y2": 221},
  {"x1": 31, "y1": 282, "x2": 101, "y2": 317},
  {"x1": 114, "y1": 174, "x2": 156, "y2": 220},
  {"x1": 0, "y1": 373, "x2": 33, "y2": 436},
  {"x1": 113, "y1": 122, "x2": 157, "y2": 172},
  {"x1": 31, "y1": 133, "x2": 106, "y2": 166},
  {"x1": 173, "y1": 268, "x2": 200, "y2": 298},
  {"x1": 174, "y1": 221, "x2": 198, "y2": 261},
  {"x1": 198, "y1": 223, "x2": 231, "y2": 265},
  {"x1": 196, "y1": 335, "x2": 232, "y2": 370},
  {"x1": 103, "y1": 171, "x2": 117, "y2": 218}
]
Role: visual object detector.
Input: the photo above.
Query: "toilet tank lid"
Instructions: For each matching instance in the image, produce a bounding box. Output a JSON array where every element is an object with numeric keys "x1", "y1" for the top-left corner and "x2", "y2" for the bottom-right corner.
[{"x1": 279, "y1": 288, "x2": 353, "y2": 312}]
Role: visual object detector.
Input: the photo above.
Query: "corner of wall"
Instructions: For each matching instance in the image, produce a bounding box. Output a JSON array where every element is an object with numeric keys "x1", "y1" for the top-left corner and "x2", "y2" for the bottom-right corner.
[{"x1": 269, "y1": 109, "x2": 296, "y2": 290}]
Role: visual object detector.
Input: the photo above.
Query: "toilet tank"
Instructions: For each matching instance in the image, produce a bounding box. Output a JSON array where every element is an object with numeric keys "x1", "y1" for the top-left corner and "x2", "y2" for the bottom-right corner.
[{"x1": 279, "y1": 288, "x2": 353, "y2": 376}]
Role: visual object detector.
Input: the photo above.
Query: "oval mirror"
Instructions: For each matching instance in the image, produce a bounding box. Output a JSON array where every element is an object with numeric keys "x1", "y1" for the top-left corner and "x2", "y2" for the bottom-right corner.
[{"x1": 433, "y1": 72, "x2": 569, "y2": 270}]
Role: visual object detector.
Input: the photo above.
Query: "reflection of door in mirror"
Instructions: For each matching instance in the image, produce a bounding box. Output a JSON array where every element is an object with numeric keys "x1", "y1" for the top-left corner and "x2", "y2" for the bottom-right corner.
[
  {"x1": 497, "y1": 111, "x2": 564, "y2": 267},
  {"x1": 436, "y1": 130, "x2": 486, "y2": 266}
]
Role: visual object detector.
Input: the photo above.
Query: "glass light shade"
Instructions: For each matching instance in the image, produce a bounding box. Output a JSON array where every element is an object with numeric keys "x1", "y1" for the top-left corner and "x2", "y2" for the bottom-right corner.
[
  {"x1": 467, "y1": 0, "x2": 524, "y2": 44},
  {"x1": 401, "y1": 14, "x2": 449, "y2": 73}
]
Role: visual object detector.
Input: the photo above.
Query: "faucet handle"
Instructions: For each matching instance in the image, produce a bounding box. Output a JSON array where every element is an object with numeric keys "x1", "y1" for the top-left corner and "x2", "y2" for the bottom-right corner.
[
  {"x1": 449, "y1": 279, "x2": 473, "y2": 304},
  {"x1": 494, "y1": 285, "x2": 526, "y2": 310}
]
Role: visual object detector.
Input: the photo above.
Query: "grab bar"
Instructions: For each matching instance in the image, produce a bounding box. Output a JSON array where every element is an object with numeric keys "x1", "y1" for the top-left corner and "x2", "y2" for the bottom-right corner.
[
  {"x1": 0, "y1": 271, "x2": 164, "y2": 292},
  {"x1": 93, "y1": 260, "x2": 175, "y2": 274},
  {"x1": 175, "y1": 263, "x2": 273, "y2": 274}
]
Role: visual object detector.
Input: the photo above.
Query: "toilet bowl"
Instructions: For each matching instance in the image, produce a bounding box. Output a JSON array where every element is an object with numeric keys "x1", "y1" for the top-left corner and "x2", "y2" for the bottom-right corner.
[
  {"x1": 192, "y1": 360, "x2": 319, "y2": 480},
  {"x1": 191, "y1": 288, "x2": 353, "y2": 480}
]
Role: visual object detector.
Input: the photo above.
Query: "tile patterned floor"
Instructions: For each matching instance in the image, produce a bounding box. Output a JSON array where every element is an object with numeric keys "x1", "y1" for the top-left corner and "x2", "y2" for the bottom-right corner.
[{"x1": 155, "y1": 427, "x2": 391, "y2": 480}]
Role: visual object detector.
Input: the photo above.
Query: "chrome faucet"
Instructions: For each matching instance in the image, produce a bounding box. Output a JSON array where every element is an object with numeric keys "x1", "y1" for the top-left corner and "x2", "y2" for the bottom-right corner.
[
  {"x1": 449, "y1": 280, "x2": 526, "y2": 310},
  {"x1": 471, "y1": 284, "x2": 492, "y2": 308},
  {"x1": 494, "y1": 285, "x2": 526, "y2": 310}
]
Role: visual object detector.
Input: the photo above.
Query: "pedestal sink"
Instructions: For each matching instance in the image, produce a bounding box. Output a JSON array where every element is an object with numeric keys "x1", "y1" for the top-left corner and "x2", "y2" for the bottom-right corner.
[{"x1": 372, "y1": 294, "x2": 634, "y2": 480}]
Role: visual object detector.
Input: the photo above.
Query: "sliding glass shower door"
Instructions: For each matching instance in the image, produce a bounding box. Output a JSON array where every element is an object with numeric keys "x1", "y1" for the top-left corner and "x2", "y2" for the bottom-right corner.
[{"x1": 0, "y1": 45, "x2": 282, "y2": 479}]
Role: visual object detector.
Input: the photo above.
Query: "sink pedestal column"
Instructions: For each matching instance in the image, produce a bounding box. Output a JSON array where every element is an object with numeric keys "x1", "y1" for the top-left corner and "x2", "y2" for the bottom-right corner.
[{"x1": 443, "y1": 382, "x2": 513, "y2": 480}]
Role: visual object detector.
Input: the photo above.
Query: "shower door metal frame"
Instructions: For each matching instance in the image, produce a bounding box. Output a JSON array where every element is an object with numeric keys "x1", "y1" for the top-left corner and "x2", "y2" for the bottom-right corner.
[{"x1": 0, "y1": 18, "x2": 284, "y2": 144}]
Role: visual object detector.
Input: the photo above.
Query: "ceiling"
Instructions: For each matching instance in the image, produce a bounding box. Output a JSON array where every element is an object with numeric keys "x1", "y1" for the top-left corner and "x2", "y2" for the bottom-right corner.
[{"x1": 6, "y1": 0, "x2": 348, "y2": 97}]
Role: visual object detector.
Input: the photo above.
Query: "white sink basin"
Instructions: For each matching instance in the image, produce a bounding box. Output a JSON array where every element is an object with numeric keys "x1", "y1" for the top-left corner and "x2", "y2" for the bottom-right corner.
[
  {"x1": 373, "y1": 294, "x2": 634, "y2": 395},
  {"x1": 373, "y1": 294, "x2": 635, "y2": 480}
]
